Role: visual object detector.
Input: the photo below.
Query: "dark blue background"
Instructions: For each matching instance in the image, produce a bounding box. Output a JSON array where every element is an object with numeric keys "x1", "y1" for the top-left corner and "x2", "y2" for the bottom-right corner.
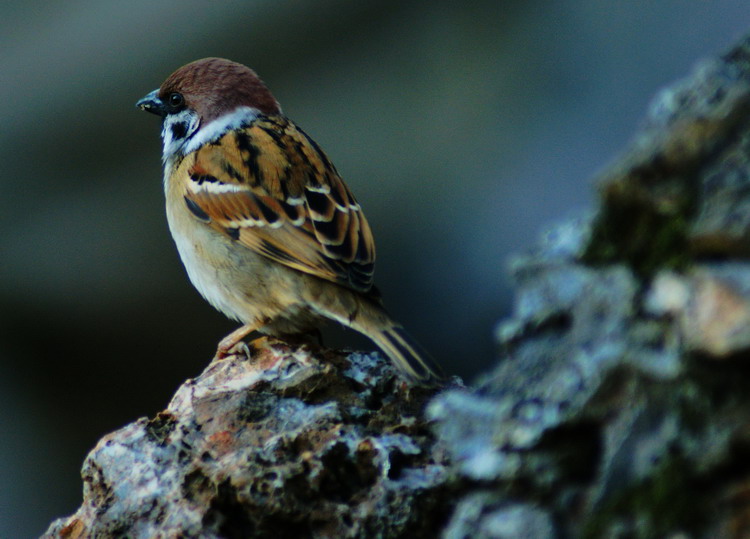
[{"x1": 1, "y1": 1, "x2": 747, "y2": 535}]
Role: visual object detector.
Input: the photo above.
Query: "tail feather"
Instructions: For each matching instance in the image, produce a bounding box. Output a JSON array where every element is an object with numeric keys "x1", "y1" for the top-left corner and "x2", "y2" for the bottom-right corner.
[
  {"x1": 370, "y1": 325, "x2": 445, "y2": 385},
  {"x1": 305, "y1": 285, "x2": 445, "y2": 385}
]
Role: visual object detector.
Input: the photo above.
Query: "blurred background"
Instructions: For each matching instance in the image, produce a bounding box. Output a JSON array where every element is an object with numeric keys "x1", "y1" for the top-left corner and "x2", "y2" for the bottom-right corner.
[{"x1": 2, "y1": 0, "x2": 748, "y2": 535}]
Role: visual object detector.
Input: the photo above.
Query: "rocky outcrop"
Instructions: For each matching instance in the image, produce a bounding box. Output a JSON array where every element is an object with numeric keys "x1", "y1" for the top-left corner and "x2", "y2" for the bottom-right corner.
[{"x1": 46, "y1": 31, "x2": 750, "y2": 539}]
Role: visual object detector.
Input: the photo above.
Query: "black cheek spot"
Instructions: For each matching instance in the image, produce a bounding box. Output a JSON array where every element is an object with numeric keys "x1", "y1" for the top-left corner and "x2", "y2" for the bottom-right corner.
[
  {"x1": 184, "y1": 197, "x2": 210, "y2": 222},
  {"x1": 225, "y1": 227, "x2": 240, "y2": 241},
  {"x1": 171, "y1": 122, "x2": 187, "y2": 140}
]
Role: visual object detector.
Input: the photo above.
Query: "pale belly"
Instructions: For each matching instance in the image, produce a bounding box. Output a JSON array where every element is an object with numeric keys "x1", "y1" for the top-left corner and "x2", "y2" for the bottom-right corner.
[{"x1": 166, "y1": 198, "x2": 322, "y2": 334}]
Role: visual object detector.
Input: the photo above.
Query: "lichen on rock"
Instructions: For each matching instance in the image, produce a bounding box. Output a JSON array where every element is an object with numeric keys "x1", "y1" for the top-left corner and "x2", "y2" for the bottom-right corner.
[
  {"x1": 44, "y1": 30, "x2": 750, "y2": 539},
  {"x1": 44, "y1": 338, "x2": 452, "y2": 538},
  {"x1": 430, "y1": 32, "x2": 750, "y2": 539}
]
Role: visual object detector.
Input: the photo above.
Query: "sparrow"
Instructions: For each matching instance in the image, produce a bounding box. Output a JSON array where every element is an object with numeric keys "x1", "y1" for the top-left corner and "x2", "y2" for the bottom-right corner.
[{"x1": 136, "y1": 58, "x2": 444, "y2": 385}]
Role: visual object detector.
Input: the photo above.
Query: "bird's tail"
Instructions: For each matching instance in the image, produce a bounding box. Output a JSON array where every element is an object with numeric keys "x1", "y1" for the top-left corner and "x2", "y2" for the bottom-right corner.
[
  {"x1": 366, "y1": 323, "x2": 445, "y2": 385},
  {"x1": 308, "y1": 287, "x2": 445, "y2": 385}
]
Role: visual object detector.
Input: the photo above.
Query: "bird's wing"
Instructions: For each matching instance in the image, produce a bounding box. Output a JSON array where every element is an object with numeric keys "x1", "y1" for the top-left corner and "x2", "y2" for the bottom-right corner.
[{"x1": 177, "y1": 115, "x2": 375, "y2": 292}]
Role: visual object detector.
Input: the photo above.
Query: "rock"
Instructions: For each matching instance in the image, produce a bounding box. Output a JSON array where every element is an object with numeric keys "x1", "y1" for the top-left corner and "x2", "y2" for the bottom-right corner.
[
  {"x1": 431, "y1": 31, "x2": 750, "y2": 539},
  {"x1": 442, "y1": 495, "x2": 555, "y2": 539},
  {"x1": 44, "y1": 338, "x2": 451, "y2": 538},
  {"x1": 648, "y1": 265, "x2": 750, "y2": 357},
  {"x1": 44, "y1": 29, "x2": 750, "y2": 539}
]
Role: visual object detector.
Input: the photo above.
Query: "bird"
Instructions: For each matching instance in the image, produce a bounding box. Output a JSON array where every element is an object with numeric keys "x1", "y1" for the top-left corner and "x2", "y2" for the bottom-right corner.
[{"x1": 136, "y1": 57, "x2": 444, "y2": 385}]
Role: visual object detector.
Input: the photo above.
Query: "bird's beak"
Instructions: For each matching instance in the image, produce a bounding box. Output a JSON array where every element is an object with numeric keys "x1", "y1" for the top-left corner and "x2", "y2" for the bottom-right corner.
[{"x1": 136, "y1": 89, "x2": 166, "y2": 117}]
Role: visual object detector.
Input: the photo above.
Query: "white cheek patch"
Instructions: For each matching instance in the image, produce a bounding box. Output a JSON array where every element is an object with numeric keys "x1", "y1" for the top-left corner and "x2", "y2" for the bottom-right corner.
[
  {"x1": 161, "y1": 109, "x2": 200, "y2": 163},
  {"x1": 183, "y1": 106, "x2": 260, "y2": 155},
  {"x1": 160, "y1": 106, "x2": 261, "y2": 167}
]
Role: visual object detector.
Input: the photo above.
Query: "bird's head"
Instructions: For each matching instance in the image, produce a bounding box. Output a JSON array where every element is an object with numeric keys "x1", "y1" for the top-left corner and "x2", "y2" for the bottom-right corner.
[{"x1": 136, "y1": 58, "x2": 280, "y2": 163}]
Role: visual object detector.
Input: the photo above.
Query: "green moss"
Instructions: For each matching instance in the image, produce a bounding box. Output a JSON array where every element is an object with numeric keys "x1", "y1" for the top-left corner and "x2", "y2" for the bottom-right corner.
[
  {"x1": 145, "y1": 411, "x2": 177, "y2": 446},
  {"x1": 583, "y1": 186, "x2": 694, "y2": 277},
  {"x1": 582, "y1": 454, "x2": 707, "y2": 538}
]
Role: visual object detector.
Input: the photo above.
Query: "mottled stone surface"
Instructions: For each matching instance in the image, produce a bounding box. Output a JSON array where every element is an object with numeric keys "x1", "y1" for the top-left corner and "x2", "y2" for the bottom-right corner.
[
  {"x1": 430, "y1": 32, "x2": 750, "y2": 539},
  {"x1": 44, "y1": 30, "x2": 750, "y2": 539},
  {"x1": 44, "y1": 339, "x2": 452, "y2": 538}
]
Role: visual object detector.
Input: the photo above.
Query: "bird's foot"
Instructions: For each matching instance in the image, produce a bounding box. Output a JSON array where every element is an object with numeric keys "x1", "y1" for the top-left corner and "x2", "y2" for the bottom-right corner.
[{"x1": 213, "y1": 323, "x2": 258, "y2": 361}]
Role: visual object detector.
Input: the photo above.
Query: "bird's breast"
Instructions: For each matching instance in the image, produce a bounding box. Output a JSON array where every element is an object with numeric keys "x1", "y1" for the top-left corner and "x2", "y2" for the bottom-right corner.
[
  {"x1": 165, "y1": 193, "x2": 248, "y2": 322},
  {"x1": 163, "y1": 179, "x2": 320, "y2": 334}
]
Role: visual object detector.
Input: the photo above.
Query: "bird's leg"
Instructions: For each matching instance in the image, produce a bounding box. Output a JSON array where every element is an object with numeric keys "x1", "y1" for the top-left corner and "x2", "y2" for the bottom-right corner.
[{"x1": 214, "y1": 323, "x2": 260, "y2": 360}]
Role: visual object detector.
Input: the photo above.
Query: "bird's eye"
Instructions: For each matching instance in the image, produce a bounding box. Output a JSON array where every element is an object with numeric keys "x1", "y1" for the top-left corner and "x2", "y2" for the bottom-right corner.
[{"x1": 167, "y1": 92, "x2": 184, "y2": 108}]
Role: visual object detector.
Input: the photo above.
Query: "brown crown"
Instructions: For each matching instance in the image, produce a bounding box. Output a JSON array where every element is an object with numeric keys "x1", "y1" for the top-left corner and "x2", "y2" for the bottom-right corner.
[{"x1": 159, "y1": 58, "x2": 280, "y2": 123}]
